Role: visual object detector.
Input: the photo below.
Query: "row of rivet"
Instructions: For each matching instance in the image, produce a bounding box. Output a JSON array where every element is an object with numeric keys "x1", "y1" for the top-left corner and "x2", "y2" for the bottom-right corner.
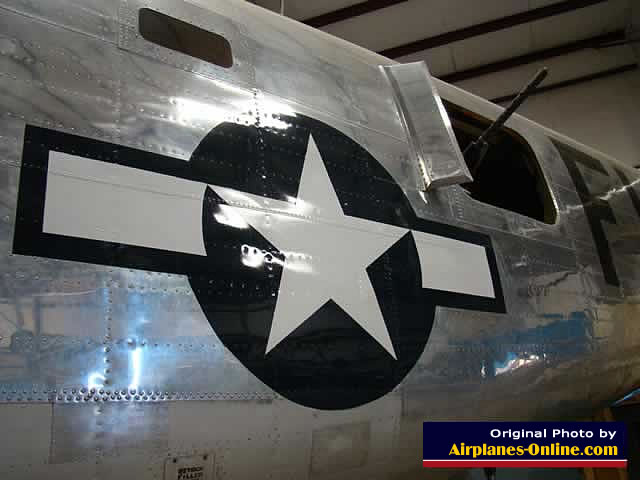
[{"x1": 0, "y1": 389, "x2": 276, "y2": 403}]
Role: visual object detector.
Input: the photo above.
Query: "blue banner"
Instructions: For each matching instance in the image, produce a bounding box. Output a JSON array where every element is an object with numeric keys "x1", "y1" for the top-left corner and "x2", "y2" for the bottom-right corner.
[{"x1": 423, "y1": 422, "x2": 627, "y2": 468}]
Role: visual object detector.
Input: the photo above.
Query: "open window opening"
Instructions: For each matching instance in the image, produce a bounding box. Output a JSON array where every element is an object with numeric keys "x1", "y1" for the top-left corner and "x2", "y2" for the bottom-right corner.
[
  {"x1": 442, "y1": 101, "x2": 557, "y2": 225},
  {"x1": 139, "y1": 8, "x2": 233, "y2": 69}
]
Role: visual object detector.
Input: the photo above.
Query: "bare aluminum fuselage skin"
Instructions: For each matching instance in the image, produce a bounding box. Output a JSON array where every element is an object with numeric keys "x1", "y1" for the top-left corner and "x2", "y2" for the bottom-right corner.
[{"x1": 0, "y1": 1, "x2": 639, "y2": 479}]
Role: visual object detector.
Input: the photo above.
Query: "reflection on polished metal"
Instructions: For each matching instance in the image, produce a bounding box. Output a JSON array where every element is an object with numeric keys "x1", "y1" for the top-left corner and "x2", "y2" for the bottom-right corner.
[
  {"x1": 382, "y1": 61, "x2": 473, "y2": 190},
  {"x1": 0, "y1": 0, "x2": 639, "y2": 479},
  {"x1": 214, "y1": 135, "x2": 406, "y2": 358}
]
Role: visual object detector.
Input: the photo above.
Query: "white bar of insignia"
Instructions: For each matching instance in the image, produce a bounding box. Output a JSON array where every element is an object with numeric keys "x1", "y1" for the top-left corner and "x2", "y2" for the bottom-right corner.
[
  {"x1": 412, "y1": 230, "x2": 495, "y2": 298},
  {"x1": 44, "y1": 151, "x2": 207, "y2": 256}
]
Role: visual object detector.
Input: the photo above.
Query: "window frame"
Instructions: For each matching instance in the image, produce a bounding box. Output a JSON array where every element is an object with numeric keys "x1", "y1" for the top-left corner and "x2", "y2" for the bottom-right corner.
[
  {"x1": 138, "y1": 7, "x2": 234, "y2": 69},
  {"x1": 442, "y1": 100, "x2": 559, "y2": 227}
]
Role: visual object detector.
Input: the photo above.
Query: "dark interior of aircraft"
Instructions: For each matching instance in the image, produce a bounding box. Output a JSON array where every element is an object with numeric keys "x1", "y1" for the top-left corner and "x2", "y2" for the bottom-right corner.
[{"x1": 443, "y1": 101, "x2": 557, "y2": 225}]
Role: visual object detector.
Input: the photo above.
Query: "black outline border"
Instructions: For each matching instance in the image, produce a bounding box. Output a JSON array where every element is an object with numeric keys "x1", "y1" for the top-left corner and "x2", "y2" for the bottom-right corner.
[
  {"x1": 13, "y1": 124, "x2": 507, "y2": 409},
  {"x1": 15, "y1": 124, "x2": 505, "y2": 315}
]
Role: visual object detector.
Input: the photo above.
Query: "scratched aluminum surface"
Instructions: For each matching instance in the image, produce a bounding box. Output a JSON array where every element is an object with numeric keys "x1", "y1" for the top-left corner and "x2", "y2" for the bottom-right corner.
[
  {"x1": 382, "y1": 61, "x2": 472, "y2": 190},
  {"x1": 0, "y1": 0, "x2": 639, "y2": 479}
]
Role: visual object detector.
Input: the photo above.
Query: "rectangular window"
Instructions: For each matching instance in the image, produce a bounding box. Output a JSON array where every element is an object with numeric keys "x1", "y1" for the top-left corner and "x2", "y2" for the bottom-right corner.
[
  {"x1": 139, "y1": 8, "x2": 233, "y2": 69},
  {"x1": 443, "y1": 101, "x2": 557, "y2": 225}
]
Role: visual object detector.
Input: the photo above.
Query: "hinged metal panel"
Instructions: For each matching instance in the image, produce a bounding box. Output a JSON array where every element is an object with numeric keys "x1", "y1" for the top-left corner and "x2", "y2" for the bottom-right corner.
[{"x1": 382, "y1": 61, "x2": 472, "y2": 191}]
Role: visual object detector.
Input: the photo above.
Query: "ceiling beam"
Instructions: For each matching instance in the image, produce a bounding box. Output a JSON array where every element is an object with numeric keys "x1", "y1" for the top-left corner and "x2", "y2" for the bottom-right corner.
[
  {"x1": 440, "y1": 30, "x2": 626, "y2": 83},
  {"x1": 490, "y1": 63, "x2": 638, "y2": 104},
  {"x1": 303, "y1": 0, "x2": 409, "y2": 28},
  {"x1": 379, "y1": 0, "x2": 607, "y2": 59}
]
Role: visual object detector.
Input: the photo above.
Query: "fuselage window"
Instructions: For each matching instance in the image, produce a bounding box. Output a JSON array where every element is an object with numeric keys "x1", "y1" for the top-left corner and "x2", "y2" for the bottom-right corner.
[
  {"x1": 139, "y1": 8, "x2": 233, "y2": 68},
  {"x1": 443, "y1": 101, "x2": 556, "y2": 225}
]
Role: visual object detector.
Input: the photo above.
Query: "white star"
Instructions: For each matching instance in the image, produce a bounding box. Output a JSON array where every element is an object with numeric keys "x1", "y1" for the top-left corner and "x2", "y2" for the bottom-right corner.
[{"x1": 211, "y1": 135, "x2": 408, "y2": 359}]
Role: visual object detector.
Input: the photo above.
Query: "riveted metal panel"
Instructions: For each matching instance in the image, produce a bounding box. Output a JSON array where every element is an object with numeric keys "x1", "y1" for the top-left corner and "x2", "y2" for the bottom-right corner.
[
  {"x1": 51, "y1": 402, "x2": 169, "y2": 463},
  {"x1": 118, "y1": 0, "x2": 256, "y2": 89},
  {"x1": 250, "y1": 38, "x2": 404, "y2": 143},
  {"x1": 0, "y1": 9, "x2": 121, "y2": 142},
  {"x1": 450, "y1": 186, "x2": 511, "y2": 233},
  {"x1": 506, "y1": 212, "x2": 573, "y2": 250},
  {"x1": 251, "y1": 91, "x2": 455, "y2": 224},
  {"x1": 118, "y1": 51, "x2": 256, "y2": 160},
  {"x1": 229, "y1": 1, "x2": 405, "y2": 139},
  {"x1": 528, "y1": 133, "x2": 576, "y2": 192},
  {"x1": 0, "y1": 0, "x2": 119, "y2": 41},
  {"x1": 0, "y1": 404, "x2": 51, "y2": 466}
]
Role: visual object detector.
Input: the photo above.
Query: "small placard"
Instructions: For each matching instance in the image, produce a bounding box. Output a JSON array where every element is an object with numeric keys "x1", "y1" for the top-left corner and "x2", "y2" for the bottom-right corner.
[{"x1": 165, "y1": 453, "x2": 214, "y2": 480}]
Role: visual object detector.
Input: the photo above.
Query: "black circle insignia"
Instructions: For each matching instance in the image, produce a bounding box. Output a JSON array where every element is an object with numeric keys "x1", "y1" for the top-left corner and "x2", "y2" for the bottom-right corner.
[
  {"x1": 15, "y1": 118, "x2": 504, "y2": 411},
  {"x1": 187, "y1": 114, "x2": 503, "y2": 409}
]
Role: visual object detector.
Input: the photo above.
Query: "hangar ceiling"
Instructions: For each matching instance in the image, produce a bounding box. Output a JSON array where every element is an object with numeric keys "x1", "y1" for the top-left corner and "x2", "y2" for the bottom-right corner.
[{"x1": 250, "y1": 0, "x2": 638, "y2": 104}]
